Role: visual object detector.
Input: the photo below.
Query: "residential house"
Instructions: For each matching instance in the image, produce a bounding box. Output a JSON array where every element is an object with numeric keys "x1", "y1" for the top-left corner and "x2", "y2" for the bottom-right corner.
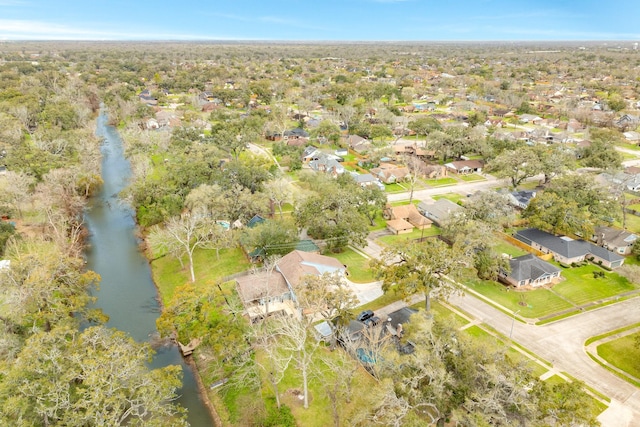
[
  {"x1": 351, "y1": 172, "x2": 385, "y2": 190},
  {"x1": 302, "y1": 146, "x2": 321, "y2": 163},
  {"x1": 386, "y1": 218, "x2": 414, "y2": 235},
  {"x1": 519, "y1": 114, "x2": 543, "y2": 124},
  {"x1": 424, "y1": 164, "x2": 447, "y2": 179},
  {"x1": 284, "y1": 128, "x2": 310, "y2": 144},
  {"x1": 500, "y1": 254, "x2": 562, "y2": 288},
  {"x1": 236, "y1": 270, "x2": 296, "y2": 322},
  {"x1": 277, "y1": 250, "x2": 346, "y2": 307},
  {"x1": 623, "y1": 131, "x2": 640, "y2": 143},
  {"x1": 417, "y1": 199, "x2": 464, "y2": 227},
  {"x1": 616, "y1": 114, "x2": 640, "y2": 129},
  {"x1": 138, "y1": 89, "x2": 158, "y2": 107},
  {"x1": 514, "y1": 228, "x2": 625, "y2": 269},
  {"x1": 238, "y1": 249, "x2": 347, "y2": 321},
  {"x1": 309, "y1": 153, "x2": 345, "y2": 177},
  {"x1": 346, "y1": 135, "x2": 371, "y2": 154},
  {"x1": 592, "y1": 226, "x2": 638, "y2": 256},
  {"x1": 507, "y1": 190, "x2": 536, "y2": 209},
  {"x1": 384, "y1": 204, "x2": 433, "y2": 230},
  {"x1": 626, "y1": 175, "x2": 640, "y2": 192},
  {"x1": 444, "y1": 160, "x2": 484, "y2": 175},
  {"x1": 370, "y1": 163, "x2": 410, "y2": 184}
]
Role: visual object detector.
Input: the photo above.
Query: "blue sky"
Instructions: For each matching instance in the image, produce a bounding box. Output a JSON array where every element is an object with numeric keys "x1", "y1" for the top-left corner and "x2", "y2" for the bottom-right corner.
[{"x1": 1, "y1": 0, "x2": 639, "y2": 41}]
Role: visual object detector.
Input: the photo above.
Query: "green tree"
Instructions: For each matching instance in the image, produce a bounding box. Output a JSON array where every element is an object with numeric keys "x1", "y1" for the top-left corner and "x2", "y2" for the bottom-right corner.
[
  {"x1": 0, "y1": 326, "x2": 187, "y2": 427},
  {"x1": 408, "y1": 116, "x2": 441, "y2": 144},
  {"x1": 294, "y1": 186, "x2": 368, "y2": 252},
  {"x1": 355, "y1": 184, "x2": 387, "y2": 226},
  {"x1": 240, "y1": 218, "x2": 299, "y2": 257},
  {"x1": 489, "y1": 147, "x2": 541, "y2": 188},
  {"x1": 372, "y1": 239, "x2": 463, "y2": 311}
]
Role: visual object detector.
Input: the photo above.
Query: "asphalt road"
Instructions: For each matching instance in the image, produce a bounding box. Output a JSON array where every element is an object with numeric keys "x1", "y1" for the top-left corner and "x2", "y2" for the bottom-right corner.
[{"x1": 448, "y1": 293, "x2": 640, "y2": 425}]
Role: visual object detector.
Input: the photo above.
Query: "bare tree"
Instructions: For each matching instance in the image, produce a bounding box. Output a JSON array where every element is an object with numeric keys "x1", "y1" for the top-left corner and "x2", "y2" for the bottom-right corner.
[
  {"x1": 273, "y1": 313, "x2": 321, "y2": 409},
  {"x1": 402, "y1": 155, "x2": 426, "y2": 203},
  {"x1": 318, "y1": 349, "x2": 359, "y2": 427},
  {"x1": 249, "y1": 320, "x2": 292, "y2": 409},
  {"x1": 148, "y1": 209, "x2": 216, "y2": 282},
  {"x1": 264, "y1": 177, "x2": 293, "y2": 219}
]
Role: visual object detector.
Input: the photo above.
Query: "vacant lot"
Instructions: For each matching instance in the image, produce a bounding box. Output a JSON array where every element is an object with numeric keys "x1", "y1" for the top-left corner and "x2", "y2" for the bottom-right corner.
[{"x1": 597, "y1": 332, "x2": 640, "y2": 380}]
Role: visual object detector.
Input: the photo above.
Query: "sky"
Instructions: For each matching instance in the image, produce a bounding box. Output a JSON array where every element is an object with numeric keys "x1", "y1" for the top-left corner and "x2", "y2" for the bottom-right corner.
[{"x1": 1, "y1": 0, "x2": 639, "y2": 42}]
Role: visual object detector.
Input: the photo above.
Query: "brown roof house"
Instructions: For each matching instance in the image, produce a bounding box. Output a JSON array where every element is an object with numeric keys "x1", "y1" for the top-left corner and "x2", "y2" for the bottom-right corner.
[
  {"x1": 236, "y1": 250, "x2": 346, "y2": 322},
  {"x1": 384, "y1": 204, "x2": 433, "y2": 235},
  {"x1": 236, "y1": 270, "x2": 296, "y2": 322},
  {"x1": 370, "y1": 163, "x2": 410, "y2": 184}
]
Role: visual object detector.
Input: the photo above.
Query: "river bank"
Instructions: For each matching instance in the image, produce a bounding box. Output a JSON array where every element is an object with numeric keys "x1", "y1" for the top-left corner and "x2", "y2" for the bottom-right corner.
[{"x1": 87, "y1": 109, "x2": 217, "y2": 426}]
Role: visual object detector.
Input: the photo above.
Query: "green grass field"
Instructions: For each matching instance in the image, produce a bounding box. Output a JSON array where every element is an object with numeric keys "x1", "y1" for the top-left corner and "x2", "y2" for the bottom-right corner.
[
  {"x1": 377, "y1": 226, "x2": 441, "y2": 245},
  {"x1": 384, "y1": 183, "x2": 406, "y2": 193},
  {"x1": 151, "y1": 246, "x2": 251, "y2": 304},
  {"x1": 326, "y1": 248, "x2": 376, "y2": 283},
  {"x1": 552, "y1": 265, "x2": 637, "y2": 306},
  {"x1": 597, "y1": 332, "x2": 640, "y2": 379},
  {"x1": 432, "y1": 193, "x2": 465, "y2": 204},
  {"x1": 464, "y1": 278, "x2": 574, "y2": 319},
  {"x1": 459, "y1": 173, "x2": 486, "y2": 182},
  {"x1": 424, "y1": 177, "x2": 458, "y2": 187},
  {"x1": 493, "y1": 241, "x2": 529, "y2": 257}
]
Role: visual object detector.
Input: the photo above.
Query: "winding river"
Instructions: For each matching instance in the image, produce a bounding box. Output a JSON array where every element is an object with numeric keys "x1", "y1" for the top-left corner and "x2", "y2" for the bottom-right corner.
[{"x1": 84, "y1": 110, "x2": 215, "y2": 426}]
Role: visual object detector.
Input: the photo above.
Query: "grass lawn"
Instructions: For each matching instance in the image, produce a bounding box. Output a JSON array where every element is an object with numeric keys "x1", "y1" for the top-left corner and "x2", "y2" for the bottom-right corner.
[
  {"x1": 494, "y1": 241, "x2": 528, "y2": 257},
  {"x1": 424, "y1": 177, "x2": 458, "y2": 187},
  {"x1": 597, "y1": 332, "x2": 640, "y2": 379},
  {"x1": 461, "y1": 323, "x2": 551, "y2": 378},
  {"x1": 367, "y1": 214, "x2": 387, "y2": 231},
  {"x1": 278, "y1": 348, "x2": 378, "y2": 427},
  {"x1": 384, "y1": 183, "x2": 406, "y2": 193},
  {"x1": 420, "y1": 301, "x2": 470, "y2": 328},
  {"x1": 326, "y1": 248, "x2": 376, "y2": 283},
  {"x1": 619, "y1": 142, "x2": 640, "y2": 152},
  {"x1": 544, "y1": 374, "x2": 566, "y2": 386},
  {"x1": 229, "y1": 346, "x2": 378, "y2": 427},
  {"x1": 151, "y1": 246, "x2": 251, "y2": 304},
  {"x1": 432, "y1": 193, "x2": 465, "y2": 204},
  {"x1": 459, "y1": 173, "x2": 486, "y2": 182},
  {"x1": 464, "y1": 277, "x2": 574, "y2": 319},
  {"x1": 614, "y1": 213, "x2": 640, "y2": 233},
  {"x1": 552, "y1": 265, "x2": 637, "y2": 306},
  {"x1": 377, "y1": 226, "x2": 441, "y2": 246}
]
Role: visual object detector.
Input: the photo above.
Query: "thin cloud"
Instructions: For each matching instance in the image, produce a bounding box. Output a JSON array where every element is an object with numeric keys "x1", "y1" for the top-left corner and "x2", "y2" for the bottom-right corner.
[{"x1": 0, "y1": 19, "x2": 245, "y2": 40}]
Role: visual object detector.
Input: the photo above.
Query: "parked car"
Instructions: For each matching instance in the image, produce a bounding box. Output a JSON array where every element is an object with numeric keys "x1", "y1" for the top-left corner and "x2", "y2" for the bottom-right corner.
[{"x1": 356, "y1": 310, "x2": 374, "y2": 322}]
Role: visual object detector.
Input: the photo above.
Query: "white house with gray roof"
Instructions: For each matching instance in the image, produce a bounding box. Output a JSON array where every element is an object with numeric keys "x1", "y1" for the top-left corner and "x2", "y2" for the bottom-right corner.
[{"x1": 500, "y1": 254, "x2": 561, "y2": 288}]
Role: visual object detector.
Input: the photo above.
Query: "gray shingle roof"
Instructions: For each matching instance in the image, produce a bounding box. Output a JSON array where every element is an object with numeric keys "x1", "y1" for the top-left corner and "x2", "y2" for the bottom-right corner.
[
  {"x1": 515, "y1": 228, "x2": 624, "y2": 263},
  {"x1": 508, "y1": 254, "x2": 560, "y2": 282}
]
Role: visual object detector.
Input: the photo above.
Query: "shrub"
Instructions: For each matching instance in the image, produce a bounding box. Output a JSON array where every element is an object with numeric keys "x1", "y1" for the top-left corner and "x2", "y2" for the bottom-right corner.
[{"x1": 263, "y1": 400, "x2": 296, "y2": 427}]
